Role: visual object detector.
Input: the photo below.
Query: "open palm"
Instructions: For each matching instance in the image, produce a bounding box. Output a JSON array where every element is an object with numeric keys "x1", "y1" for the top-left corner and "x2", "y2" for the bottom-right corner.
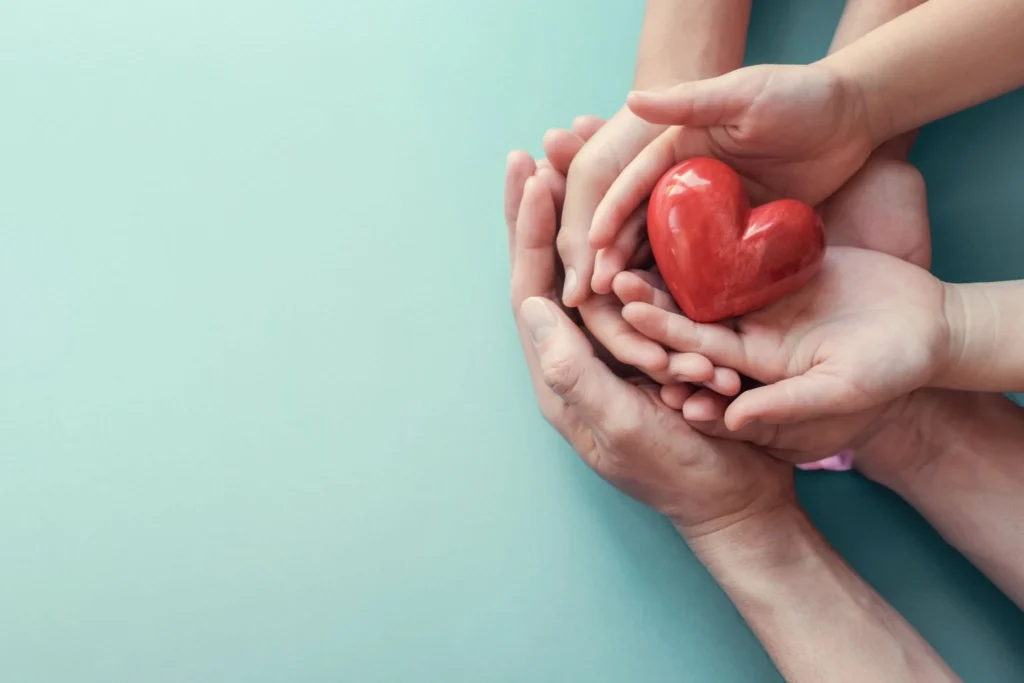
[{"x1": 621, "y1": 247, "x2": 950, "y2": 430}]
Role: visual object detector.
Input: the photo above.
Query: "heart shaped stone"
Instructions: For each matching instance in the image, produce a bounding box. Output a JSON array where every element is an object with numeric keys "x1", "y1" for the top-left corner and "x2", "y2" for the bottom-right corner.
[{"x1": 647, "y1": 158, "x2": 826, "y2": 323}]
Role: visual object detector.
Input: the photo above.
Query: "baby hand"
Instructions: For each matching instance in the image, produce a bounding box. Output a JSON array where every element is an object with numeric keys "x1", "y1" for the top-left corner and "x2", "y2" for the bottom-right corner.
[{"x1": 620, "y1": 247, "x2": 951, "y2": 430}]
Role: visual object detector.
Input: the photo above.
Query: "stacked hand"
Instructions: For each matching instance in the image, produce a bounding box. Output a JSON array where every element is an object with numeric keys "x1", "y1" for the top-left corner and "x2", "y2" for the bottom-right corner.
[
  {"x1": 544, "y1": 62, "x2": 939, "y2": 461},
  {"x1": 535, "y1": 110, "x2": 742, "y2": 396},
  {"x1": 505, "y1": 147, "x2": 795, "y2": 536}
]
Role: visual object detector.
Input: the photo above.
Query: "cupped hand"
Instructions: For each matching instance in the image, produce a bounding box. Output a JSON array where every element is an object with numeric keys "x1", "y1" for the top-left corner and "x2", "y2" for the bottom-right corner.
[
  {"x1": 548, "y1": 106, "x2": 667, "y2": 306},
  {"x1": 620, "y1": 246, "x2": 951, "y2": 430},
  {"x1": 671, "y1": 384, "x2": 902, "y2": 466},
  {"x1": 820, "y1": 152, "x2": 932, "y2": 269},
  {"x1": 529, "y1": 122, "x2": 740, "y2": 393},
  {"x1": 505, "y1": 151, "x2": 793, "y2": 536},
  {"x1": 590, "y1": 63, "x2": 875, "y2": 260}
]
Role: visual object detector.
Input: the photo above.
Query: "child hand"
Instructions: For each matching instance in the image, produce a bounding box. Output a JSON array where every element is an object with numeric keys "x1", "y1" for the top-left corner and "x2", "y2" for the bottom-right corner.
[
  {"x1": 589, "y1": 63, "x2": 875, "y2": 266},
  {"x1": 541, "y1": 107, "x2": 668, "y2": 306},
  {"x1": 620, "y1": 247, "x2": 951, "y2": 430}
]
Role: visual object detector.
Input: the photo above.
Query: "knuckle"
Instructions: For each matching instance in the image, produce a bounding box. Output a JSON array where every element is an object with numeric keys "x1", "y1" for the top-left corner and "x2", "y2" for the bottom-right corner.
[
  {"x1": 569, "y1": 148, "x2": 619, "y2": 185},
  {"x1": 602, "y1": 409, "x2": 644, "y2": 448},
  {"x1": 541, "y1": 352, "x2": 583, "y2": 400}
]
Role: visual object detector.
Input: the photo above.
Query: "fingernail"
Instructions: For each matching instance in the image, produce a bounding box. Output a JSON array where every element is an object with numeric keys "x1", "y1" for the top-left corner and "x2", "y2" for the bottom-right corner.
[
  {"x1": 520, "y1": 298, "x2": 557, "y2": 344},
  {"x1": 562, "y1": 267, "x2": 578, "y2": 303}
]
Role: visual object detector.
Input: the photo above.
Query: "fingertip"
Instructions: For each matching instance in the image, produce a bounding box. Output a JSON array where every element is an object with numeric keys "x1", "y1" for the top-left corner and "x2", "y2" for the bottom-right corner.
[
  {"x1": 681, "y1": 392, "x2": 716, "y2": 422},
  {"x1": 588, "y1": 219, "x2": 615, "y2": 250},
  {"x1": 561, "y1": 275, "x2": 578, "y2": 307},
  {"x1": 535, "y1": 164, "x2": 564, "y2": 194},
  {"x1": 591, "y1": 249, "x2": 623, "y2": 295},
  {"x1": 507, "y1": 149, "x2": 532, "y2": 169},
  {"x1": 619, "y1": 300, "x2": 640, "y2": 323},
  {"x1": 610, "y1": 272, "x2": 631, "y2": 304},
  {"x1": 644, "y1": 346, "x2": 671, "y2": 372},
  {"x1": 572, "y1": 114, "x2": 601, "y2": 129},
  {"x1": 722, "y1": 403, "x2": 751, "y2": 432},
  {"x1": 668, "y1": 352, "x2": 714, "y2": 383},
  {"x1": 625, "y1": 90, "x2": 660, "y2": 117},
  {"x1": 620, "y1": 300, "x2": 654, "y2": 326},
  {"x1": 541, "y1": 128, "x2": 562, "y2": 149},
  {"x1": 661, "y1": 384, "x2": 687, "y2": 410},
  {"x1": 712, "y1": 367, "x2": 742, "y2": 397}
]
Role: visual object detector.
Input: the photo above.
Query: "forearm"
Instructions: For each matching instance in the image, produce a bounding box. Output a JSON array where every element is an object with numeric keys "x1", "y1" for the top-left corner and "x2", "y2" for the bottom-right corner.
[
  {"x1": 827, "y1": 0, "x2": 926, "y2": 158},
  {"x1": 633, "y1": 0, "x2": 751, "y2": 89},
  {"x1": 939, "y1": 280, "x2": 1024, "y2": 392},
  {"x1": 819, "y1": 0, "x2": 1024, "y2": 145},
  {"x1": 828, "y1": 0, "x2": 925, "y2": 53},
  {"x1": 861, "y1": 390, "x2": 1024, "y2": 608},
  {"x1": 685, "y1": 507, "x2": 959, "y2": 683}
]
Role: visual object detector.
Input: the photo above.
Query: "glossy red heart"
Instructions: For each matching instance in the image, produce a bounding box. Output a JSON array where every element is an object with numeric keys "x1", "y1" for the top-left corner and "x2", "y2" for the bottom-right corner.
[{"x1": 647, "y1": 158, "x2": 826, "y2": 323}]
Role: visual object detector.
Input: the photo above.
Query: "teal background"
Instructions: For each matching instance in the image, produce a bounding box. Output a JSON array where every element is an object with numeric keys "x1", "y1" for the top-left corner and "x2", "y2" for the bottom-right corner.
[{"x1": 2, "y1": 0, "x2": 1023, "y2": 680}]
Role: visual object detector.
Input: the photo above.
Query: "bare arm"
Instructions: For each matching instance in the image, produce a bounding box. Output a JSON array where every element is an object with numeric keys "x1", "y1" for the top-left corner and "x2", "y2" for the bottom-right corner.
[
  {"x1": 938, "y1": 281, "x2": 1024, "y2": 392},
  {"x1": 820, "y1": 0, "x2": 1024, "y2": 145},
  {"x1": 827, "y1": 0, "x2": 925, "y2": 157},
  {"x1": 859, "y1": 389, "x2": 1024, "y2": 608},
  {"x1": 687, "y1": 507, "x2": 960, "y2": 682},
  {"x1": 556, "y1": 0, "x2": 752, "y2": 315},
  {"x1": 633, "y1": 0, "x2": 751, "y2": 88}
]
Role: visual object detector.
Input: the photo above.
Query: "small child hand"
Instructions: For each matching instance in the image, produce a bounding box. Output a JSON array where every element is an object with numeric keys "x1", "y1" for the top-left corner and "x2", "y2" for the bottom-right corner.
[{"x1": 620, "y1": 247, "x2": 951, "y2": 430}]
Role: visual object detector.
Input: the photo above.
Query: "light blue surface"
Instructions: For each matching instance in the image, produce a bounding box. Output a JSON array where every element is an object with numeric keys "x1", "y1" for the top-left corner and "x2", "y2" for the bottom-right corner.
[{"x1": 1, "y1": 0, "x2": 1023, "y2": 681}]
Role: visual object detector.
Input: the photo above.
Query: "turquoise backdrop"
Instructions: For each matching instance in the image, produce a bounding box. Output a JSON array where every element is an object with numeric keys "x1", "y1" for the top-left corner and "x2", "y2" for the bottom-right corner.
[{"x1": 2, "y1": 0, "x2": 1023, "y2": 680}]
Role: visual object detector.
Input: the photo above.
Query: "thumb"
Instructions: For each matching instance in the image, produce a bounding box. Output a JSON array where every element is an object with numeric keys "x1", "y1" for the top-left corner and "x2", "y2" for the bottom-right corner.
[
  {"x1": 723, "y1": 371, "x2": 853, "y2": 431},
  {"x1": 627, "y1": 69, "x2": 757, "y2": 127},
  {"x1": 519, "y1": 297, "x2": 628, "y2": 423}
]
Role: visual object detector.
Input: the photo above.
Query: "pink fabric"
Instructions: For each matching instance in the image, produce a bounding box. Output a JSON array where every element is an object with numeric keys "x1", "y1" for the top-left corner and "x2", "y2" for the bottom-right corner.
[{"x1": 797, "y1": 450, "x2": 855, "y2": 472}]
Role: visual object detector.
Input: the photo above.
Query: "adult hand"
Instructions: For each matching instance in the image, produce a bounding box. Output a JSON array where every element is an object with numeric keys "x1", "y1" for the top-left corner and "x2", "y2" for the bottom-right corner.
[
  {"x1": 820, "y1": 152, "x2": 932, "y2": 269},
  {"x1": 505, "y1": 149, "x2": 791, "y2": 536},
  {"x1": 590, "y1": 63, "x2": 875, "y2": 260}
]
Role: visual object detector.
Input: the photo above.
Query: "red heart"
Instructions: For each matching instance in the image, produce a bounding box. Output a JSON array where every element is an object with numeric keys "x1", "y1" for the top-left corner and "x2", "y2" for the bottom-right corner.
[{"x1": 647, "y1": 158, "x2": 826, "y2": 323}]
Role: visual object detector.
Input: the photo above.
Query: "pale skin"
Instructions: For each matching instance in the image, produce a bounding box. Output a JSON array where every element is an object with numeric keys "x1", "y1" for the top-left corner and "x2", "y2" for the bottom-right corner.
[
  {"x1": 535, "y1": 1, "x2": 751, "y2": 394},
  {"x1": 546, "y1": 0, "x2": 934, "y2": 389},
  {"x1": 505, "y1": 152, "x2": 959, "y2": 683},
  {"x1": 589, "y1": 0, "x2": 1024, "y2": 267},
  {"x1": 503, "y1": 0, "x2": 1024, "y2": 674},
  {"x1": 617, "y1": 245, "x2": 1024, "y2": 429},
  {"x1": 688, "y1": 385, "x2": 1024, "y2": 612}
]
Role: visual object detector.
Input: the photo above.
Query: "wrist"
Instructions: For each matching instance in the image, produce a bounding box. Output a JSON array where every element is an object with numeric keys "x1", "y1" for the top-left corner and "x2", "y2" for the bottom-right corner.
[
  {"x1": 853, "y1": 390, "x2": 937, "y2": 490},
  {"x1": 681, "y1": 502, "x2": 821, "y2": 577},
  {"x1": 854, "y1": 388, "x2": 1008, "y2": 495},
  {"x1": 816, "y1": 53, "x2": 895, "y2": 149},
  {"x1": 937, "y1": 282, "x2": 968, "y2": 388}
]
